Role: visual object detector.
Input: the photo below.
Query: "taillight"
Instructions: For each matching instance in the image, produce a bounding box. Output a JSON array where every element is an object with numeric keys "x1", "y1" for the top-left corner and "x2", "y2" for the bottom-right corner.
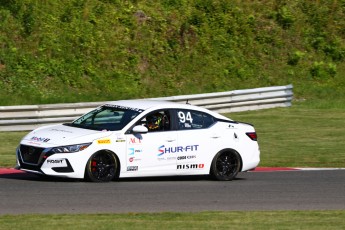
[{"x1": 246, "y1": 132, "x2": 257, "y2": 141}]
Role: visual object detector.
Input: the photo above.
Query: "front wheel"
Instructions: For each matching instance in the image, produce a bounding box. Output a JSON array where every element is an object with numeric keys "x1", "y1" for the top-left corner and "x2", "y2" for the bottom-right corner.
[
  {"x1": 211, "y1": 150, "x2": 241, "y2": 181},
  {"x1": 85, "y1": 151, "x2": 118, "y2": 182}
]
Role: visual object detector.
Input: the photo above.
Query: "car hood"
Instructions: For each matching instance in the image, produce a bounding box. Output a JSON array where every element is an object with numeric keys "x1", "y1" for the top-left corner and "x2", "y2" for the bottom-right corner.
[{"x1": 20, "y1": 124, "x2": 113, "y2": 147}]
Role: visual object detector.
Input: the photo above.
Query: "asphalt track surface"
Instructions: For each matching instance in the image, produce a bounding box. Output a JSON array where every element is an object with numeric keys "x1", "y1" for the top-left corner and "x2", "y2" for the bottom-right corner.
[{"x1": 0, "y1": 168, "x2": 344, "y2": 215}]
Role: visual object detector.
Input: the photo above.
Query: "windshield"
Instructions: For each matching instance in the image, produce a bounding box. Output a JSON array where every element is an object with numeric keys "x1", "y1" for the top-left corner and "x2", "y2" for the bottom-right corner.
[{"x1": 64, "y1": 105, "x2": 143, "y2": 131}]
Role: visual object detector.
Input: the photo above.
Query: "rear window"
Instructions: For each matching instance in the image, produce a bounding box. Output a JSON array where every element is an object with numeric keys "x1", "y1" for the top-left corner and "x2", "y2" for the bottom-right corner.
[{"x1": 176, "y1": 109, "x2": 215, "y2": 130}]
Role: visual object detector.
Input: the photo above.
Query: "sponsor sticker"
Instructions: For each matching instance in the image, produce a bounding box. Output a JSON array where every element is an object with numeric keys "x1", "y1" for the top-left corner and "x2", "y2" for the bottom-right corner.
[
  {"x1": 28, "y1": 141, "x2": 41, "y2": 146},
  {"x1": 50, "y1": 128, "x2": 73, "y2": 133},
  {"x1": 30, "y1": 136, "x2": 50, "y2": 143},
  {"x1": 157, "y1": 145, "x2": 199, "y2": 156},
  {"x1": 127, "y1": 166, "x2": 139, "y2": 171},
  {"x1": 97, "y1": 139, "x2": 111, "y2": 144},
  {"x1": 157, "y1": 156, "x2": 176, "y2": 161},
  {"x1": 129, "y1": 157, "x2": 141, "y2": 162},
  {"x1": 46, "y1": 159, "x2": 67, "y2": 167},
  {"x1": 129, "y1": 137, "x2": 142, "y2": 144},
  {"x1": 104, "y1": 104, "x2": 144, "y2": 112},
  {"x1": 177, "y1": 155, "x2": 196, "y2": 160},
  {"x1": 177, "y1": 164, "x2": 204, "y2": 170},
  {"x1": 129, "y1": 148, "x2": 142, "y2": 155}
]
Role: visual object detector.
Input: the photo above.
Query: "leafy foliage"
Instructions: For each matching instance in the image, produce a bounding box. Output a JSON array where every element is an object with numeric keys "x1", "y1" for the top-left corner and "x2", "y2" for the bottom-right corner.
[{"x1": 0, "y1": 0, "x2": 345, "y2": 105}]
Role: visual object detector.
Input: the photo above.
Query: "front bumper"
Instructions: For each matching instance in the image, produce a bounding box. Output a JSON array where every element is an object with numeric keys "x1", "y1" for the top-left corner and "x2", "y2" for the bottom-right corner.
[{"x1": 16, "y1": 144, "x2": 88, "y2": 178}]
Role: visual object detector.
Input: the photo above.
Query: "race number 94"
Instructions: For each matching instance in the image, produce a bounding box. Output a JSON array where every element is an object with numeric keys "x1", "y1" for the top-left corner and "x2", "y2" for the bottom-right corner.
[{"x1": 178, "y1": 111, "x2": 193, "y2": 123}]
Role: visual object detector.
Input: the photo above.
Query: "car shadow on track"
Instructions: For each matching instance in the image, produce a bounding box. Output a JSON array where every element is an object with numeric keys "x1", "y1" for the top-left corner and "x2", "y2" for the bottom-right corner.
[
  {"x1": 0, "y1": 169, "x2": 246, "y2": 183},
  {"x1": 117, "y1": 175, "x2": 246, "y2": 182}
]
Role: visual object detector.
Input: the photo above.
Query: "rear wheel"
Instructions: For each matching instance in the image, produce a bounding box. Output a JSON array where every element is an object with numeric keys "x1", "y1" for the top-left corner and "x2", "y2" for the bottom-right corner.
[
  {"x1": 211, "y1": 150, "x2": 241, "y2": 181},
  {"x1": 85, "y1": 151, "x2": 117, "y2": 182}
]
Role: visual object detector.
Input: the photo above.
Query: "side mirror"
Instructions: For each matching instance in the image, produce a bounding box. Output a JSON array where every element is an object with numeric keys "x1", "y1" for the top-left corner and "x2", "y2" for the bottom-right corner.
[{"x1": 132, "y1": 125, "x2": 148, "y2": 134}]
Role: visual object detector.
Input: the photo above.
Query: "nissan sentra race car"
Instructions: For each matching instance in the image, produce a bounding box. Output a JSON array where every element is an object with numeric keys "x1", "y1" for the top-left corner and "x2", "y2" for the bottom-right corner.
[{"x1": 16, "y1": 100, "x2": 260, "y2": 182}]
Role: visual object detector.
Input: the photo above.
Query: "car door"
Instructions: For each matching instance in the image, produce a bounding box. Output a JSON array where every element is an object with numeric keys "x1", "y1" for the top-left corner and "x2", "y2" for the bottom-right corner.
[
  {"x1": 125, "y1": 109, "x2": 178, "y2": 177},
  {"x1": 174, "y1": 109, "x2": 219, "y2": 175}
]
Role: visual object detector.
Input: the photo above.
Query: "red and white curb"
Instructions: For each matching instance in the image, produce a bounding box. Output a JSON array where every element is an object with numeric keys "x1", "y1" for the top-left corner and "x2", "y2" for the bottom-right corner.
[
  {"x1": 294, "y1": 167, "x2": 345, "y2": 171},
  {"x1": 0, "y1": 168, "x2": 27, "y2": 175},
  {"x1": 0, "y1": 167, "x2": 344, "y2": 176}
]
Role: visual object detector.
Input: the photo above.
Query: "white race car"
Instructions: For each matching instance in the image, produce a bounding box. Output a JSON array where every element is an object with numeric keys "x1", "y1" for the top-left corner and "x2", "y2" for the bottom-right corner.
[{"x1": 16, "y1": 100, "x2": 260, "y2": 182}]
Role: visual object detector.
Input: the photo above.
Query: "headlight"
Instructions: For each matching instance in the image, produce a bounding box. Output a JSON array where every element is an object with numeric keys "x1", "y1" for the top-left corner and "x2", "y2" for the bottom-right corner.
[{"x1": 49, "y1": 143, "x2": 92, "y2": 153}]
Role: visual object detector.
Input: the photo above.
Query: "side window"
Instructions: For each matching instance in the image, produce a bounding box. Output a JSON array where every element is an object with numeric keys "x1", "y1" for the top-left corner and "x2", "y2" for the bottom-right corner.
[
  {"x1": 136, "y1": 110, "x2": 171, "y2": 132},
  {"x1": 177, "y1": 110, "x2": 215, "y2": 130}
]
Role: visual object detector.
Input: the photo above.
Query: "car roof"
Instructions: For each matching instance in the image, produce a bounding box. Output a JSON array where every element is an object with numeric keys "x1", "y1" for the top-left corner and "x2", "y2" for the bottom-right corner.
[
  {"x1": 106, "y1": 99, "x2": 179, "y2": 110},
  {"x1": 104, "y1": 99, "x2": 231, "y2": 120}
]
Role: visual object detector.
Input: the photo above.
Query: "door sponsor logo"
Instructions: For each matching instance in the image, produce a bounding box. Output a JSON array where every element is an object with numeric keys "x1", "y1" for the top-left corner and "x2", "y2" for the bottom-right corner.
[
  {"x1": 129, "y1": 157, "x2": 142, "y2": 162},
  {"x1": 129, "y1": 148, "x2": 142, "y2": 155},
  {"x1": 177, "y1": 164, "x2": 204, "y2": 170},
  {"x1": 177, "y1": 155, "x2": 196, "y2": 160},
  {"x1": 129, "y1": 137, "x2": 142, "y2": 144},
  {"x1": 157, "y1": 145, "x2": 199, "y2": 156}
]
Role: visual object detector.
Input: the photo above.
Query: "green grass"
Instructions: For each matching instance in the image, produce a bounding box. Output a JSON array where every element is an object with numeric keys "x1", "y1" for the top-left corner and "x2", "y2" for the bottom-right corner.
[
  {"x1": 1, "y1": 100, "x2": 345, "y2": 168},
  {"x1": 229, "y1": 100, "x2": 345, "y2": 168},
  {"x1": 1, "y1": 211, "x2": 345, "y2": 230},
  {"x1": 1, "y1": 1, "x2": 345, "y2": 105},
  {"x1": 0, "y1": 131, "x2": 26, "y2": 168}
]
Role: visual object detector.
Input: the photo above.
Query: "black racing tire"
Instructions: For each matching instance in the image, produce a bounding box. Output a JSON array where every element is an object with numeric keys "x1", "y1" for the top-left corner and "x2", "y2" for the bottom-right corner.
[
  {"x1": 210, "y1": 150, "x2": 241, "y2": 181},
  {"x1": 85, "y1": 151, "x2": 118, "y2": 182}
]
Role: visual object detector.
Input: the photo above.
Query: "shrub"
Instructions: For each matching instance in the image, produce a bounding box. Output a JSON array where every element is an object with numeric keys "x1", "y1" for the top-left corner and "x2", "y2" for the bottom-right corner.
[
  {"x1": 310, "y1": 61, "x2": 337, "y2": 79},
  {"x1": 288, "y1": 51, "x2": 305, "y2": 66}
]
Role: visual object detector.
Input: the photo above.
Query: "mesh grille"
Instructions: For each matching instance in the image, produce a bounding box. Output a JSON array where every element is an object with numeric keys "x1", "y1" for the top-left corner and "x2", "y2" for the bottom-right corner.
[{"x1": 19, "y1": 145, "x2": 45, "y2": 165}]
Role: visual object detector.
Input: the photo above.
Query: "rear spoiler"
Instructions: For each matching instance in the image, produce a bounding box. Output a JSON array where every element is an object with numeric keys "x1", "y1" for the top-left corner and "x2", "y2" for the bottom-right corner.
[{"x1": 216, "y1": 118, "x2": 254, "y2": 127}]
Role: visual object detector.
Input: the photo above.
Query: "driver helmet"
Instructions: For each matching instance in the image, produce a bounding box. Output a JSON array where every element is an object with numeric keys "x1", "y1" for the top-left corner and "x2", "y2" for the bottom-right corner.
[{"x1": 146, "y1": 113, "x2": 162, "y2": 130}]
